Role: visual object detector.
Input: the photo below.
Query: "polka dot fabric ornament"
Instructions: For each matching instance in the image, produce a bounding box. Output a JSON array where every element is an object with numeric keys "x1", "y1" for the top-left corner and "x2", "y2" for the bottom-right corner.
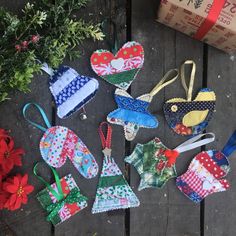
[
  {"x1": 90, "y1": 41, "x2": 144, "y2": 90},
  {"x1": 176, "y1": 130, "x2": 236, "y2": 203},
  {"x1": 163, "y1": 60, "x2": 216, "y2": 136},
  {"x1": 23, "y1": 103, "x2": 98, "y2": 179},
  {"x1": 42, "y1": 64, "x2": 99, "y2": 119}
]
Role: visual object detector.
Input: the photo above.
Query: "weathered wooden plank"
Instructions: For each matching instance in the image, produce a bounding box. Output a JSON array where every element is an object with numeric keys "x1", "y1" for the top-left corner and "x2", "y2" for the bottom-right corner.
[
  {"x1": 204, "y1": 48, "x2": 236, "y2": 236},
  {"x1": 129, "y1": 0, "x2": 204, "y2": 235},
  {"x1": 0, "y1": 1, "x2": 53, "y2": 236},
  {"x1": 53, "y1": 0, "x2": 127, "y2": 235}
]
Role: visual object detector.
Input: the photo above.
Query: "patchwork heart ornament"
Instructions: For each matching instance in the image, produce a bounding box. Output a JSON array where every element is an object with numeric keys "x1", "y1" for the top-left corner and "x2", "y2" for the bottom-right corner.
[
  {"x1": 90, "y1": 41, "x2": 144, "y2": 90},
  {"x1": 163, "y1": 60, "x2": 216, "y2": 136}
]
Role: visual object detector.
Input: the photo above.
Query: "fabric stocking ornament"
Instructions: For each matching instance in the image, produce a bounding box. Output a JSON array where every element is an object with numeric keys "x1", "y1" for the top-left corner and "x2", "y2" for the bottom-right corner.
[
  {"x1": 125, "y1": 133, "x2": 215, "y2": 190},
  {"x1": 107, "y1": 69, "x2": 179, "y2": 141},
  {"x1": 163, "y1": 60, "x2": 216, "y2": 136},
  {"x1": 34, "y1": 163, "x2": 88, "y2": 225},
  {"x1": 176, "y1": 130, "x2": 236, "y2": 203},
  {"x1": 41, "y1": 63, "x2": 99, "y2": 119},
  {"x1": 23, "y1": 103, "x2": 98, "y2": 179},
  {"x1": 92, "y1": 122, "x2": 140, "y2": 213}
]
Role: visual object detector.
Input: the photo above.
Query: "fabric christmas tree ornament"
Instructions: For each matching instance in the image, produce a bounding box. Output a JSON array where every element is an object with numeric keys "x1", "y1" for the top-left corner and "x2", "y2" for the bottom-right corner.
[
  {"x1": 176, "y1": 130, "x2": 236, "y2": 203},
  {"x1": 90, "y1": 41, "x2": 144, "y2": 90},
  {"x1": 125, "y1": 133, "x2": 215, "y2": 190},
  {"x1": 163, "y1": 60, "x2": 216, "y2": 136},
  {"x1": 23, "y1": 103, "x2": 98, "y2": 179},
  {"x1": 34, "y1": 163, "x2": 88, "y2": 226},
  {"x1": 92, "y1": 122, "x2": 140, "y2": 213},
  {"x1": 41, "y1": 64, "x2": 99, "y2": 119},
  {"x1": 107, "y1": 69, "x2": 179, "y2": 141}
]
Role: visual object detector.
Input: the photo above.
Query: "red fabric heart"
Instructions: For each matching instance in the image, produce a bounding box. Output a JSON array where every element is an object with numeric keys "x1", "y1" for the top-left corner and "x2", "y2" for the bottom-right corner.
[{"x1": 164, "y1": 149, "x2": 179, "y2": 167}]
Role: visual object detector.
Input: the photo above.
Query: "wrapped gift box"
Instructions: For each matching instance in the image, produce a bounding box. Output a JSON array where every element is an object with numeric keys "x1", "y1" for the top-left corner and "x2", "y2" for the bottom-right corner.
[
  {"x1": 157, "y1": 0, "x2": 236, "y2": 53},
  {"x1": 37, "y1": 174, "x2": 87, "y2": 226}
]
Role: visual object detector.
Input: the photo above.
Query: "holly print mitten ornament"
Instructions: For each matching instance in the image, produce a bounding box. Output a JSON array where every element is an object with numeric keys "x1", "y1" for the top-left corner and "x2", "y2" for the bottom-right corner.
[{"x1": 90, "y1": 41, "x2": 144, "y2": 90}]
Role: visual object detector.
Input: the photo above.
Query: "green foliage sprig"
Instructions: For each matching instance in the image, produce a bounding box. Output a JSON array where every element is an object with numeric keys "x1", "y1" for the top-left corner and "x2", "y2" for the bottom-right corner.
[{"x1": 0, "y1": 0, "x2": 104, "y2": 102}]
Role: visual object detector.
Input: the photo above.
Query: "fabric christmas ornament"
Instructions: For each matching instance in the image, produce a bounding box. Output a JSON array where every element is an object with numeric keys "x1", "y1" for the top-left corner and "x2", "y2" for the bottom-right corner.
[
  {"x1": 176, "y1": 130, "x2": 236, "y2": 203},
  {"x1": 163, "y1": 60, "x2": 216, "y2": 136},
  {"x1": 125, "y1": 133, "x2": 215, "y2": 190},
  {"x1": 34, "y1": 163, "x2": 88, "y2": 225},
  {"x1": 90, "y1": 41, "x2": 144, "y2": 90},
  {"x1": 41, "y1": 64, "x2": 99, "y2": 119},
  {"x1": 23, "y1": 103, "x2": 98, "y2": 179},
  {"x1": 92, "y1": 122, "x2": 140, "y2": 213},
  {"x1": 107, "y1": 69, "x2": 179, "y2": 141}
]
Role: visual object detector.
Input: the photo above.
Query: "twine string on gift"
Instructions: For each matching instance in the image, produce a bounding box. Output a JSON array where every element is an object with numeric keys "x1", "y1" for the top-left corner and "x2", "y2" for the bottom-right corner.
[
  {"x1": 180, "y1": 60, "x2": 196, "y2": 102},
  {"x1": 222, "y1": 130, "x2": 236, "y2": 158},
  {"x1": 23, "y1": 103, "x2": 51, "y2": 132},
  {"x1": 149, "y1": 69, "x2": 179, "y2": 98}
]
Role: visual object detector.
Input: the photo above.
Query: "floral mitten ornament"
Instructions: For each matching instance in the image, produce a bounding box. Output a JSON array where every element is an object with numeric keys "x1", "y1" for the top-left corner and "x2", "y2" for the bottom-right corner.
[
  {"x1": 34, "y1": 163, "x2": 87, "y2": 226},
  {"x1": 23, "y1": 103, "x2": 98, "y2": 179},
  {"x1": 90, "y1": 41, "x2": 144, "y2": 90},
  {"x1": 107, "y1": 69, "x2": 179, "y2": 141},
  {"x1": 92, "y1": 122, "x2": 140, "y2": 213},
  {"x1": 176, "y1": 130, "x2": 236, "y2": 203},
  {"x1": 125, "y1": 133, "x2": 215, "y2": 190},
  {"x1": 163, "y1": 60, "x2": 216, "y2": 136},
  {"x1": 41, "y1": 64, "x2": 99, "y2": 119}
]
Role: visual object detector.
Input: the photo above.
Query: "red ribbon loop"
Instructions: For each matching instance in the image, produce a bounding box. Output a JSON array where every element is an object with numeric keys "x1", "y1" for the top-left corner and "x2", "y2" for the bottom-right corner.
[{"x1": 98, "y1": 122, "x2": 112, "y2": 149}]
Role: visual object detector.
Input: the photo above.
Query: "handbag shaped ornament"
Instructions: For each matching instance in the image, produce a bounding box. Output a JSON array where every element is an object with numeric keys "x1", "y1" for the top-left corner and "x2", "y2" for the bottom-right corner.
[
  {"x1": 23, "y1": 103, "x2": 98, "y2": 179},
  {"x1": 42, "y1": 64, "x2": 99, "y2": 119},
  {"x1": 107, "y1": 69, "x2": 179, "y2": 141},
  {"x1": 90, "y1": 41, "x2": 144, "y2": 90},
  {"x1": 176, "y1": 130, "x2": 236, "y2": 203},
  {"x1": 163, "y1": 60, "x2": 216, "y2": 136}
]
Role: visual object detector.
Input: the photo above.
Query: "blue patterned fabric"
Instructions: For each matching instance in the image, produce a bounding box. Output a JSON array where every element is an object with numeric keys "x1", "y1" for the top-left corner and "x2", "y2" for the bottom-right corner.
[{"x1": 108, "y1": 94, "x2": 158, "y2": 128}]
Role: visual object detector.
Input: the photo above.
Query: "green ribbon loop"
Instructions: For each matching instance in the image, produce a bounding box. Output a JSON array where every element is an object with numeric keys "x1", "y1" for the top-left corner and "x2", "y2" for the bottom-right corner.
[
  {"x1": 46, "y1": 188, "x2": 88, "y2": 221},
  {"x1": 33, "y1": 163, "x2": 64, "y2": 201}
]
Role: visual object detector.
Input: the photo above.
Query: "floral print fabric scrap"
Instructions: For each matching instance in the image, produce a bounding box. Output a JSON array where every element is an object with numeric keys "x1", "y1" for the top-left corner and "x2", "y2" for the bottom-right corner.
[
  {"x1": 37, "y1": 174, "x2": 87, "y2": 225},
  {"x1": 92, "y1": 156, "x2": 140, "y2": 213}
]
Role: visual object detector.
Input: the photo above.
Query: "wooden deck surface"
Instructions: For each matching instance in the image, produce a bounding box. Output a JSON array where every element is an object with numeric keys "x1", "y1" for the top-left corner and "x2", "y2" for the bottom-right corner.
[{"x1": 1, "y1": 0, "x2": 236, "y2": 235}]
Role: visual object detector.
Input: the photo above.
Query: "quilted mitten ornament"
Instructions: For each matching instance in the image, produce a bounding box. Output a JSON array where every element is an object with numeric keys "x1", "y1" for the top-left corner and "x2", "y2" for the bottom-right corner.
[
  {"x1": 107, "y1": 69, "x2": 179, "y2": 141},
  {"x1": 41, "y1": 64, "x2": 99, "y2": 119},
  {"x1": 92, "y1": 122, "x2": 140, "y2": 213},
  {"x1": 34, "y1": 163, "x2": 88, "y2": 226},
  {"x1": 90, "y1": 41, "x2": 144, "y2": 90},
  {"x1": 23, "y1": 103, "x2": 98, "y2": 179},
  {"x1": 163, "y1": 60, "x2": 216, "y2": 136},
  {"x1": 125, "y1": 133, "x2": 215, "y2": 190},
  {"x1": 176, "y1": 130, "x2": 236, "y2": 203}
]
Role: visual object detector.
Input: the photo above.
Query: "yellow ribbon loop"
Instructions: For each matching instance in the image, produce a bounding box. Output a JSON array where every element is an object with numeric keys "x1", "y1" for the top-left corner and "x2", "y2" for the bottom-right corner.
[
  {"x1": 180, "y1": 60, "x2": 196, "y2": 101},
  {"x1": 149, "y1": 69, "x2": 179, "y2": 97}
]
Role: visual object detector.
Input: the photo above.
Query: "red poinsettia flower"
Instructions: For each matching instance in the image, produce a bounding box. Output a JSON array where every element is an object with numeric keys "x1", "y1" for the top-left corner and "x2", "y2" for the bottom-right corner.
[
  {"x1": 0, "y1": 128, "x2": 8, "y2": 138},
  {"x1": 0, "y1": 137, "x2": 24, "y2": 174},
  {"x1": 3, "y1": 174, "x2": 34, "y2": 211}
]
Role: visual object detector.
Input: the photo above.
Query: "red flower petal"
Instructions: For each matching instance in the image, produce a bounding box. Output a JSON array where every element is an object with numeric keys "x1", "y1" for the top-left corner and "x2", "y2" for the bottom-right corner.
[
  {"x1": 21, "y1": 174, "x2": 28, "y2": 187},
  {"x1": 4, "y1": 183, "x2": 18, "y2": 193},
  {"x1": 21, "y1": 193, "x2": 28, "y2": 204},
  {"x1": 9, "y1": 193, "x2": 17, "y2": 206},
  {"x1": 13, "y1": 196, "x2": 22, "y2": 210},
  {"x1": 23, "y1": 185, "x2": 34, "y2": 194},
  {"x1": 13, "y1": 176, "x2": 20, "y2": 188}
]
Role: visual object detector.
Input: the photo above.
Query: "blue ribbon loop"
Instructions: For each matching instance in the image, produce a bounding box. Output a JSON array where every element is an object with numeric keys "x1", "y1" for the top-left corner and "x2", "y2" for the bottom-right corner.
[{"x1": 222, "y1": 130, "x2": 236, "y2": 157}]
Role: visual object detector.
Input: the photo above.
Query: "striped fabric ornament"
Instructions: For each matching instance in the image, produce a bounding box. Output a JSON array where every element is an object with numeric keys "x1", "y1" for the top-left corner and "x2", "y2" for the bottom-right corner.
[
  {"x1": 43, "y1": 64, "x2": 99, "y2": 119},
  {"x1": 92, "y1": 122, "x2": 140, "y2": 213}
]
